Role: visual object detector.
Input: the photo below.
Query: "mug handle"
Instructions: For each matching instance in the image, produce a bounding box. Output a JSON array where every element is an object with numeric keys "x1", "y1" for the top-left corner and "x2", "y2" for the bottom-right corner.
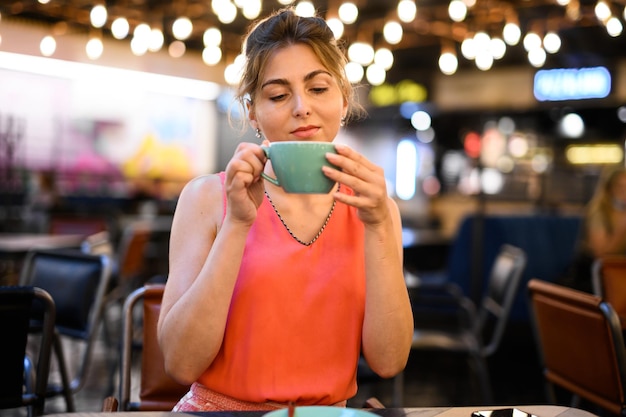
[{"x1": 260, "y1": 145, "x2": 280, "y2": 186}]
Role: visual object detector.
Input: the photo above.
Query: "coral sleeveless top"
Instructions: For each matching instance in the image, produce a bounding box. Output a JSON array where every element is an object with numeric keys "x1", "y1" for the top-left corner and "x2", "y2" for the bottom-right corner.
[{"x1": 197, "y1": 173, "x2": 366, "y2": 405}]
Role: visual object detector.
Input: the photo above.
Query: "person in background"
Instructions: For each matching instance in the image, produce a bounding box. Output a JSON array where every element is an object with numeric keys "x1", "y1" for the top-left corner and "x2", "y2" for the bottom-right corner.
[
  {"x1": 562, "y1": 166, "x2": 626, "y2": 292},
  {"x1": 157, "y1": 7, "x2": 413, "y2": 412}
]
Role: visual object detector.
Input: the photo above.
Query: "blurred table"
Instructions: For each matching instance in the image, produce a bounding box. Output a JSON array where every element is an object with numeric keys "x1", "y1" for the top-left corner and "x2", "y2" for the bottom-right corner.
[
  {"x1": 44, "y1": 405, "x2": 598, "y2": 417},
  {"x1": 0, "y1": 233, "x2": 85, "y2": 285}
]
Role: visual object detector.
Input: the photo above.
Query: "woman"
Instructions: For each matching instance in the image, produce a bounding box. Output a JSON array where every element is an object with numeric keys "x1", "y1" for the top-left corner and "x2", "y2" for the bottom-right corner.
[
  {"x1": 562, "y1": 167, "x2": 626, "y2": 292},
  {"x1": 157, "y1": 7, "x2": 413, "y2": 411},
  {"x1": 584, "y1": 167, "x2": 626, "y2": 257}
]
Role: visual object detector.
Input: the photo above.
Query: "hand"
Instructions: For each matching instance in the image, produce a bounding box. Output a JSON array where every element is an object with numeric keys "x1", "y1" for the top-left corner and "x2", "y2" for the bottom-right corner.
[
  {"x1": 322, "y1": 143, "x2": 390, "y2": 226},
  {"x1": 224, "y1": 142, "x2": 267, "y2": 225}
]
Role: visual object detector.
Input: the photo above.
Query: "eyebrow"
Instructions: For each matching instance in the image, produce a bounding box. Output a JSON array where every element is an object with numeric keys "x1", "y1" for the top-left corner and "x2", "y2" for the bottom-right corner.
[{"x1": 261, "y1": 69, "x2": 332, "y2": 89}]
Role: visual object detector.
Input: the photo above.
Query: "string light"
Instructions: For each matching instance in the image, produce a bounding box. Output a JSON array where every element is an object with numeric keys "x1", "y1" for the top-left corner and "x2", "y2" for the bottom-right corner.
[
  {"x1": 111, "y1": 17, "x2": 129, "y2": 40},
  {"x1": 295, "y1": 1, "x2": 315, "y2": 17},
  {"x1": 543, "y1": 32, "x2": 561, "y2": 53},
  {"x1": 439, "y1": 51, "x2": 458, "y2": 75},
  {"x1": 503, "y1": 22, "x2": 521, "y2": 45},
  {"x1": 86, "y1": 37, "x2": 104, "y2": 60},
  {"x1": 606, "y1": 16, "x2": 623, "y2": 36},
  {"x1": 90, "y1": 5, "x2": 107, "y2": 29},
  {"x1": 365, "y1": 63, "x2": 386, "y2": 85},
  {"x1": 40, "y1": 35, "x2": 56, "y2": 56},
  {"x1": 203, "y1": 28, "x2": 222, "y2": 47},
  {"x1": 374, "y1": 48, "x2": 394, "y2": 70},
  {"x1": 168, "y1": 41, "x2": 186, "y2": 58},
  {"x1": 348, "y1": 42, "x2": 374, "y2": 66},
  {"x1": 383, "y1": 21, "x2": 403, "y2": 44},
  {"x1": 326, "y1": 18, "x2": 344, "y2": 39},
  {"x1": 148, "y1": 28, "x2": 164, "y2": 52},
  {"x1": 397, "y1": 0, "x2": 417, "y2": 23},
  {"x1": 172, "y1": 17, "x2": 193, "y2": 41},
  {"x1": 338, "y1": 2, "x2": 358, "y2": 24},
  {"x1": 345, "y1": 61, "x2": 364, "y2": 83},
  {"x1": 5, "y1": 0, "x2": 626, "y2": 80},
  {"x1": 448, "y1": 0, "x2": 467, "y2": 22}
]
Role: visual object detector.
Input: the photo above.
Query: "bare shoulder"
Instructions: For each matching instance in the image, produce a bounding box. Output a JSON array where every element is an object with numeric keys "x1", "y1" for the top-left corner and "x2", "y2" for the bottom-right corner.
[
  {"x1": 179, "y1": 174, "x2": 222, "y2": 202},
  {"x1": 173, "y1": 174, "x2": 224, "y2": 232}
]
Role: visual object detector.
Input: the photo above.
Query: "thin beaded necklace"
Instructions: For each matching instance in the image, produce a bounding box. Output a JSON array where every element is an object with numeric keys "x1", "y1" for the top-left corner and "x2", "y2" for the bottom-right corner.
[{"x1": 264, "y1": 184, "x2": 340, "y2": 246}]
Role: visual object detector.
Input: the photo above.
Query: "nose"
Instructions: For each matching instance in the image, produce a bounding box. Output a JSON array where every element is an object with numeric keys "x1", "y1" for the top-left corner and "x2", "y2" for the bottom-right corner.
[{"x1": 292, "y1": 93, "x2": 311, "y2": 118}]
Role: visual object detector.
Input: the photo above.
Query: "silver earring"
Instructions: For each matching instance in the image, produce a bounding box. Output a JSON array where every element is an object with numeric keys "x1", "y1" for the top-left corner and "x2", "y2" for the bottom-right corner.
[
  {"x1": 255, "y1": 128, "x2": 262, "y2": 138},
  {"x1": 340, "y1": 117, "x2": 346, "y2": 127}
]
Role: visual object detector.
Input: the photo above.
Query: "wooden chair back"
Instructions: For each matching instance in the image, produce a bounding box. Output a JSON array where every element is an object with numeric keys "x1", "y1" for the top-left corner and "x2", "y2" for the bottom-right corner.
[
  {"x1": 106, "y1": 222, "x2": 153, "y2": 307},
  {"x1": 120, "y1": 284, "x2": 190, "y2": 411},
  {"x1": 592, "y1": 256, "x2": 626, "y2": 328},
  {"x1": 528, "y1": 278, "x2": 626, "y2": 416},
  {"x1": 117, "y1": 223, "x2": 152, "y2": 282}
]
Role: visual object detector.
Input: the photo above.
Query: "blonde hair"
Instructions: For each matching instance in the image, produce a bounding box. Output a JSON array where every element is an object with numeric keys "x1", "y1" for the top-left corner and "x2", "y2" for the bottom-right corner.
[{"x1": 586, "y1": 166, "x2": 626, "y2": 233}]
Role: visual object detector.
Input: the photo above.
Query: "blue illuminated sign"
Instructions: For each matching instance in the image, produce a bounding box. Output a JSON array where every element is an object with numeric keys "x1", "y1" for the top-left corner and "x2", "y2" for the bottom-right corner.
[{"x1": 533, "y1": 67, "x2": 611, "y2": 101}]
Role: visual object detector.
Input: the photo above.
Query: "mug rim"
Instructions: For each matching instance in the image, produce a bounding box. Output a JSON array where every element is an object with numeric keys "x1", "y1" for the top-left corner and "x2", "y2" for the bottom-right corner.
[{"x1": 267, "y1": 140, "x2": 335, "y2": 146}]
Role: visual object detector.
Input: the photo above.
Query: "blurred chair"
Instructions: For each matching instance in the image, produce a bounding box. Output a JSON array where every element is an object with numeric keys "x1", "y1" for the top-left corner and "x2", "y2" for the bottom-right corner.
[
  {"x1": 81, "y1": 231, "x2": 114, "y2": 257},
  {"x1": 19, "y1": 249, "x2": 112, "y2": 411},
  {"x1": 362, "y1": 397, "x2": 386, "y2": 409},
  {"x1": 101, "y1": 396, "x2": 119, "y2": 412},
  {"x1": 105, "y1": 221, "x2": 153, "y2": 308},
  {"x1": 592, "y1": 256, "x2": 626, "y2": 329},
  {"x1": 528, "y1": 279, "x2": 626, "y2": 416},
  {"x1": 402, "y1": 244, "x2": 526, "y2": 404},
  {"x1": 98, "y1": 221, "x2": 159, "y2": 397},
  {"x1": 102, "y1": 221, "x2": 153, "y2": 363},
  {"x1": 0, "y1": 286, "x2": 56, "y2": 417},
  {"x1": 119, "y1": 284, "x2": 190, "y2": 411}
]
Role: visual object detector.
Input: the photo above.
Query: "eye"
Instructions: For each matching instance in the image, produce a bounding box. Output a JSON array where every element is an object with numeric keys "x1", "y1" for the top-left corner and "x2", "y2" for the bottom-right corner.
[
  {"x1": 269, "y1": 94, "x2": 287, "y2": 101},
  {"x1": 311, "y1": 87, "x2": 329, "y2": 94}
]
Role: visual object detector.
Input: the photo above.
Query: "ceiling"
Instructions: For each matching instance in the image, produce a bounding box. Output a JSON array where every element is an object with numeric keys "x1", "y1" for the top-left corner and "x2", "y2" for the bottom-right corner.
[{"x1": 2, "y1": 0, "x2": 626, "y2": 83}]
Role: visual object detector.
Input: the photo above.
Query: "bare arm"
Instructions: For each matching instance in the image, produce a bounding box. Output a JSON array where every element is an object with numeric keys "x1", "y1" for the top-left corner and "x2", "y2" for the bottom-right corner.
[
  {"x1": 360, "y1": 197, "x2": 413, "y2": 378},
  {"x1": 157, "y1": 143, "x2": 267, "y2": 385},
  {"x1": 323, "y1": 144, "x2": 413, "y2": 378}
]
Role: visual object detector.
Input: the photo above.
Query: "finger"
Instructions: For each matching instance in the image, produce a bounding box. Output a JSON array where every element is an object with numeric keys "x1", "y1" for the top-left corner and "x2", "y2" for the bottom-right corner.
[
  {"x1": 334, "y1": 143, "x2": 379, "y2": 171},
  {"x1": 235, "y1": 144, "x2": 267, "y2": 173},
  {"x1": 227, "y1": 150, "x2": 266, "y2": 186},
  {"x1": 324, "y1": 155, "x2": 385, "y2": 196},
  {"x1": 322, "y1": 164, "x2": 366, "y2": 192},
  {"x1": 326, "y1": 149, "x2": 380, "y2": 185}
]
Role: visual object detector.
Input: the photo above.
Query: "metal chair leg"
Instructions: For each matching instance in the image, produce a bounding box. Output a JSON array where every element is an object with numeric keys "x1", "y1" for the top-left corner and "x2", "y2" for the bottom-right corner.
[
  {"x1": 392, "y1": 371, "x2": 404, "y2": 407},
  {"x1": 470, "y1": 355, "x2": 493, "y2": 404},
  {"x1": 51, "y1": 335, "x2": 76, "y2": 412}
]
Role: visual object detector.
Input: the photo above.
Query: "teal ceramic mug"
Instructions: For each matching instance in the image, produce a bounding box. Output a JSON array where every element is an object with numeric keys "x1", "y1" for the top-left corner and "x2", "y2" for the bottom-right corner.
[{"x1": 261, "y1": 141, "x2": 339, "y2": 194}]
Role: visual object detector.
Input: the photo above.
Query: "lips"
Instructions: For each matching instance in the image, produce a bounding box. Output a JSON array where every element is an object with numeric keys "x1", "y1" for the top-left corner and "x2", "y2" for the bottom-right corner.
[{"x1": 291, "y1": 125, "x2": 319, "y2": 138}]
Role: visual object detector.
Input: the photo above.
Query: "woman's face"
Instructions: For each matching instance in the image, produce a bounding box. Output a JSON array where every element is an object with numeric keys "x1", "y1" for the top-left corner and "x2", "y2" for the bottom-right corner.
[{"x1": 248, "y1": 43, "x2": 347, "y2": 143}]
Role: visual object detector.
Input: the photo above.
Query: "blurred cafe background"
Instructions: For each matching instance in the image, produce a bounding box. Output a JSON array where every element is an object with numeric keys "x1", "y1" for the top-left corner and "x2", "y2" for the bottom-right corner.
[
  {"x1": 2, "y1": 0, "x2": 626, "y2": 413},
  {"x1": 1, "y1": 0, "x2": 626, "y2": 238}
]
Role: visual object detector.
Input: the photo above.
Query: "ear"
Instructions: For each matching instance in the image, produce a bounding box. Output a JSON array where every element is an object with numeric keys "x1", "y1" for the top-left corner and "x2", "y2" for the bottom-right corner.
[{"x1": 247, "y1": 99, "x2": 258, "y2": 130}]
